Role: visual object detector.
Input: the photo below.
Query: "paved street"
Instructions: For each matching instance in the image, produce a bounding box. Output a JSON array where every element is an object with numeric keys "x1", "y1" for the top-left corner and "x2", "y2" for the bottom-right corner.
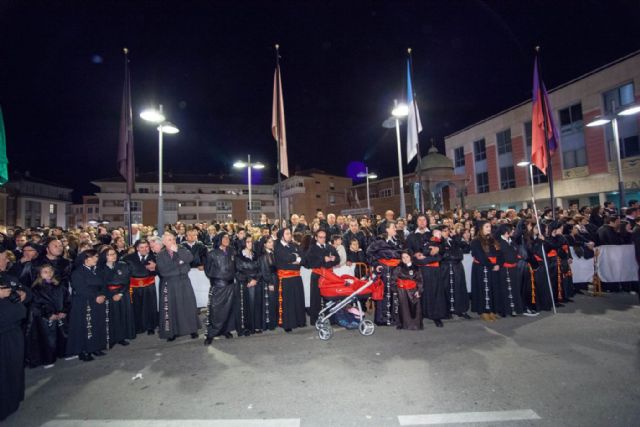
[{"x1": 7, "y1": 292, "x2": 640, "y2": 427}]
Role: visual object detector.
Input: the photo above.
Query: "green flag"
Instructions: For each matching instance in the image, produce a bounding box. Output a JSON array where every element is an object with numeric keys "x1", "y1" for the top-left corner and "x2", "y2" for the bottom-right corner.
[{"x1": 0, "y1": 106, "x2": 8, "y2": 185}]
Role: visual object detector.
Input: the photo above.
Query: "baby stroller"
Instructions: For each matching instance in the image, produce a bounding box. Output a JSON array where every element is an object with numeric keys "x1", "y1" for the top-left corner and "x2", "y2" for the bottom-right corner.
[{"x1": 315, "y1": 268, "x2": 383, "y2": 341}]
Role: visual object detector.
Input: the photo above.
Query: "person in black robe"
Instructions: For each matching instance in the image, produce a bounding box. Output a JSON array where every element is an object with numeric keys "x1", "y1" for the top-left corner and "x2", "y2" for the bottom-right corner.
[
  {"x1": 9, "y1": 241, "x2": 39, "y2": 288},
  {"x1": 235, "y1": 235, "x2": 262, "y2": 336},
  {"x1": 122, "y1": 240, "x2": 158, "y2": 335},
  {"x1": 440, "y1": 225, "x2": 470, "y2": 319},
  {"x1": 274, "y1": 228, "x2": 306, "y2": 331},
  {"x1": 532, "y1": 223, "x2": 561, "y2": 311},
  {"x1": 470, "y1": 221, "x2": 501, "y2": 321},
  {"x1": 66, "y1": 249, "x2": 107, "y2": 362},
  {"x1": 0, "y1": 278, "x2": 27, "y2": 421},
  {"x1": 497, "y1": 224, "x2": 524, "y2": 317},
  {"x1": 367, "y1": 221, "x2": 402, "y2": 326},
  {"x1": 552, "y1": 222, "x2": 574, "y2": 302},
  {"x1": 391, "y1": 251, "x2": 423, "y2": 330},
  {"x1": 258, "y1": 237, "x2": 278, "y2": 331},
  {"x1": 156, "y1": 233, "x2": 201, "y2": 341},
  {"x1": 182, "y1": 229, "x2": 208, "y2": 270},
  {"x1": 413, "y1": 227, "x2": 447, "y2": 327},
  {"x1": 303, "y1": 229, "x2": 339, "y2": 325},
  {"x1": 204, "y1": 232, "x2": 236, "y2": 344},
  {"x1": 97, "y1": 247, "x2": 135, "y2": 348},
  {"x1": 26, "y1": 264, "x2": 70, "y2": 368}
]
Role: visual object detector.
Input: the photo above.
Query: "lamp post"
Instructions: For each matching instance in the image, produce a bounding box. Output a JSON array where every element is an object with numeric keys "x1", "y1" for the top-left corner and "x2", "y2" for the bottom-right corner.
[
  {"x1": 586, "y1": 102, "x2": 640, "y2": 209},
  {"x1": 140, "y1": 105, "x2": 179, "y2": 233},
  {"x1": 234, "y1": 155, "x2": 265, "y2": 222},
  {"x1": 357, "y1": 167, "x2": 378, "y2": 214},
  {"x1": 382, "y1": 100, "x2": 409, "y2": 218},
  {"x1": 517, "y1": 159, "x2": 556, "y2": 314}
]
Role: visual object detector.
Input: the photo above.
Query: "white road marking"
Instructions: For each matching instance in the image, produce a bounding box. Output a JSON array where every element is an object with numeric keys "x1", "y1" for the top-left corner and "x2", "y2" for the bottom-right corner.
[
  {"x1": 42, "y1": 419, "x2": 300, "y2": 427},
  {"x1": 398, "y1": 409, "x2": 541, "y2": 425}
]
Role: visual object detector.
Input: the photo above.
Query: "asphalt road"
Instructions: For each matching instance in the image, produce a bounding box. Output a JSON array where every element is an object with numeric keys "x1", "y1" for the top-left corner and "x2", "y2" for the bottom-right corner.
[{"x1": 6, "y1": 292, "x2": 640, "y2": 427}]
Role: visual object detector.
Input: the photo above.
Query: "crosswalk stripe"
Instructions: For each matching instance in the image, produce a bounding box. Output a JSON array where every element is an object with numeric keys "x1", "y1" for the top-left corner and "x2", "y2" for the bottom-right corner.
[{"x1": 398, "y1": 409, "x2": 541, "y2": 425}]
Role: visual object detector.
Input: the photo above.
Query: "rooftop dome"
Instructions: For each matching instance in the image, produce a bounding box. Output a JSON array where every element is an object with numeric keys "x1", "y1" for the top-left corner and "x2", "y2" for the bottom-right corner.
[{"x1": 416, "y1": 146, "x2": 453, "y2": 172}]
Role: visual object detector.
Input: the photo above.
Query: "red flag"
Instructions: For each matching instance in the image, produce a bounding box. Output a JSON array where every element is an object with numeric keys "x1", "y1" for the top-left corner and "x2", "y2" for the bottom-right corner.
[
  {"x1": 531, "y1": 57, "x2": 558, "y2": 175},
  {"x1": 272, "y1": 65, "x2": 289, "y2": 177}
]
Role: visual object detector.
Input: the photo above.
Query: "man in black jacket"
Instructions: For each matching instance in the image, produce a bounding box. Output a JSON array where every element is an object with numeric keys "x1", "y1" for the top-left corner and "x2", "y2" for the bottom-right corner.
[
  {"x1": 182, "y1": 229, "x2": 208, "y2": 270},
  {"x1": 597, "y1": 216, "x2": 623, "y2": 245}
]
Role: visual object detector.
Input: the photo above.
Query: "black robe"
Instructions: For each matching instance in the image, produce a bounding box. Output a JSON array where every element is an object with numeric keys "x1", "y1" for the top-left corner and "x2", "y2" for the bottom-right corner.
[
  {"x1": 26, "y1": 280, "x2": 70, "y2": 367},
  {"x1": 414, "y1": 238, "x2": 447, "y2": 321},
  {"x1": 555, "y1": 235, "x2": 574, "y2": 300},
  {"x1": 156, "y1": 248, "x2": 201, "y2": 339},
  {"x1": 204, "y1": 247, "x2": 236, "y2": 337},
  {"x1": 274, "y1": 241, "x2": 306, "y2": 330},
  {"x1": 235, "y1": 251, "x2": 262, "y2": 335},
  {"x1": 391, "y1": 263, "x2": 423, "y2": 330},
  {"x1": 304, "y1": 242, "x2": 340, "y2": 324},
  {"x1": 122, "y1": 252, "x2": 158, "y2": 333},
  {"x1": 470, "y1": 239, "x2": 500, "y2": 314},
  {"x1": 182, "y1": 241, "x2": 208, "y2": 269},
  {"x1": 66, "y1": 265, "x2": 107, "y2": 355},
  {"x1": 259, "y1": 250, "x2": 278, "y2": 331},
  {"x1": 98, "y1": 261, "x2": 136, "y2": 345},
  {"x1": 440, "y1": 236, "x2": 470, "y2": 316},
  {"x1": 532, "y1": 239, "x2": 559, "y2": 311},
  {"x1": 367, "y1": 238, "x2": 402, "y2": 326},
  {"x1": 497, "y1": 237, "x2": 524, "y2": 316},
  {"x1": 0, "y1": 298, "x2": 27, "y2": 421}
]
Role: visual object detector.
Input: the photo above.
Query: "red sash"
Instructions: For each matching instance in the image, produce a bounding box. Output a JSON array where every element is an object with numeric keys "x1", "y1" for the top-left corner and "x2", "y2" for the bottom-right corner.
[
  {"x1": 502, "y1": 263, "x2": 517, "y2": 268},
  {"x1": 473, "y1": 256, "x2": 497, "y2": 265},
  {"x1": 396, "y1": 279, "x2": 417, "y2": 290},
  {"x1": 277, "y1": 270, "x2": 301, "y2": 326},
  {"x1": 379, "y1": 258, "x2": 400, "y2": 267}
]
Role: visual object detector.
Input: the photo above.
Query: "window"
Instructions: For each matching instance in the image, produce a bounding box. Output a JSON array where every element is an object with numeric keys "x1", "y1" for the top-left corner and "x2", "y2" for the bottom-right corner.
[
  {"x1": 25, "y1": 200, "x2": 42, "y2": 227},
  {"x1": 474, "y1": 139, "x2": 486, "y2": 161},
  {"x1": 247, "y1": 200, "x2": 261, "y2": 211},
  {"x1": 94, "y1": 207, "x2": 99, "y2": 214},
  {"x1": 179, "y1": 201, "x2": 197, "y2": 207},
  {"x1": 164, "y1": 200, "x2": 178, "y2": 211},
  {"x1": 87, "y1": 207, "x2": 93, "y2": 214},
  {"x1": 216, "y1": 200, "x2": 232, "y2": 211},
  {"x1": 178, "y1": 214, "x2": 197, "y2": 220},
  {"x1": 329, "y1": 195, "x2": 336, "y2": 205},
  {"x1": 103, "y1": 199, "x2": 124, "y2": 207},
  {"x1": 603, "y1": 83, "x2": 639, "y2": 159},
  {"x1": 48, "y1": 204, "x2": 57, "y2": 227},
  {"x1": 476, "y1": 172, "x2": 489, "y2": 193},
  {"x1": 454, "y1": 147, "x2": 465, "y2": 174},
  {"x1": 559, "y1": 103, "x2": 587, "y2": 168},
  {"x1": 329, "y1": 182, "x2": 335, "y2": 190},
  {"x1": 379, "y1": 188, "x2": 392, "y2": 198},
  {"x1": 500, "y1": 166, "x2": 515, "y2": 189},
  {"x1": 524, "y1": 121, "x2": 549, "y2": 184},
  {"x1": 496, "y1": 129, "x2": 512, "y2": 154},
  {"x1": 138, "y1": 187, "x2": 149, "y2": 193}
]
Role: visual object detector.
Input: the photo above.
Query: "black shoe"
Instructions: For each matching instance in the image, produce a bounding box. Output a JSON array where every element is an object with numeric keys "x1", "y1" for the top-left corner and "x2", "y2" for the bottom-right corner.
[
  {"x1": 109, "y1": 342, "x2": 116, "y2": 349},
  {"x1": 434, "y1": 320, "x2": 444, "y2": 328},
  {"x1": 243, "y1": 330, "x2": 251, "y2": 337},
  {"x1": 460, "y1": 313, "x2": 471, "y2": 320},
  {"x1": 254, "y1": 329, "x2": 263, "y2": 334},
  {"x1": 566, "y1": 298, "x2": 574, "y2": 303},
  {"x1": 166, "y1": 336, "x2": 176, "y2": 342},
  {"x1": 118, "y1": 340, "x2": 130, "y2": 346},
  {"x1": 190, "y1": 333, "x2": 199, "y2": 339},
  {"x1": 284, "y1": 328, "x2": 292, "y2": 333},
  {"x1": 224, "y1": 332, "x2": 233, "y2": 339},
  {"x1": 79, "y1": 352, "x2": 94, "y2": 362},
  {"x1": 147, "y1": 329, "x2": 155, "y2": 335},
  {"x1": 92, "y1": 350, "x2": 106, "y2": 357},
  {"x1": 204, "y1": 337, "x2": 213, "y2": 346},
  {"x1": 556, "y1": 303, "x2": 565, "y2": 307}
]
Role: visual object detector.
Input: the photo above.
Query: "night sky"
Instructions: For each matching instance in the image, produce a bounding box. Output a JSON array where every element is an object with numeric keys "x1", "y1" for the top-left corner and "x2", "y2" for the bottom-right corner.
[{"x1": 1, "y1": 1, "x2": 639, "y2": 201}]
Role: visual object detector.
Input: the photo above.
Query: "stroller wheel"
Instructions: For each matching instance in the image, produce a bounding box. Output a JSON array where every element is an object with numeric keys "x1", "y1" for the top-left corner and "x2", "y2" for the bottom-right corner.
[
  {"x1": 315, "y1": 318, "x2": 325, "y2": 331},
  {"x1": 359, "y1": 319, "x2": 375, "y2": 336},
  {"x1": 318, "y1": 325, "x2": 333, "y2": 341}
]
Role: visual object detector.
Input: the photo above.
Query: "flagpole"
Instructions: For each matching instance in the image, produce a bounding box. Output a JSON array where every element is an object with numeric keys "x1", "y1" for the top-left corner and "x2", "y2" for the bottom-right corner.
[
  {"x1": 535, "y1": 46, "x2": 556, "y2": 221},
  {"x1": 528, "y1": 163, "x2": 557, "y2": 314},
  {"x1": 123, "y1": 47, "x2": 134, "y2": 246},
  {"x1": 408, "y1": 48, "x2": 425, "y2": 213},
  {"x1": 275, "y1": 44, "x2": 283, "y2": 225}
]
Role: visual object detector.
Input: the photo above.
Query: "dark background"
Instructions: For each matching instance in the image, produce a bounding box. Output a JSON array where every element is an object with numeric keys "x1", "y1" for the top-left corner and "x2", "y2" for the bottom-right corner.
[{"x1": 1, "y1": 0, "x2": 639, "y2": 201}]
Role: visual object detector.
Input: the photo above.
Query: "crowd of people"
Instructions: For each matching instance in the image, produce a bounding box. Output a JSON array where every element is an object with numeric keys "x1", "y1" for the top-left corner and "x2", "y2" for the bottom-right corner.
[{"x1": 1, "y1": 203, "x2": 640, "y2": 420}]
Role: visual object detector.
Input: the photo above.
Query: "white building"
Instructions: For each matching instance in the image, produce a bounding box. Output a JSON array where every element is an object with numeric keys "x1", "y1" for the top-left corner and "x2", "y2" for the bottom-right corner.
[{"x1": 91, "y1": 172, "x2": 276, "y2": 227}]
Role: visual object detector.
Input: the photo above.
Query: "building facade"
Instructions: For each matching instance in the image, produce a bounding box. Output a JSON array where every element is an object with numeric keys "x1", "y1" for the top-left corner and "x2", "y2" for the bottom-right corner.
[
  {"x1": 92, "y1": 173, "x2": 276, "y2": 228},
  {"x1": 445, "y1": 50, "x2": 640, "y2": 210},
  {"x1": 68, "y1": 195, "x2": 100, "y2": 228},
  {"x1": 2, "y1": 172, "x2": 72, "y2": 229},
  {"x1": 278, "y1": 170, "x2": 352, "y2": 220}
]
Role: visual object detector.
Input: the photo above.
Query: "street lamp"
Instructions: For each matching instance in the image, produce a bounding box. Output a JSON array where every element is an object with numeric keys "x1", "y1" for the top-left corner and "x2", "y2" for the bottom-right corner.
[
  {"x1": 234, "y1": 154, "x2": 265, "y2": 222},
  {"x1": 586, "y1": 102, "x2": 640, "y2": 209},
  {"x1": 382, "y1": 99, "x2": 409, "y2": 218},
  {"x1": 140, "y1": 105, "x2": 180, "y2": 233},
  {"x1": 357, "y1": 167, "x2": 378, "y2": 213}
]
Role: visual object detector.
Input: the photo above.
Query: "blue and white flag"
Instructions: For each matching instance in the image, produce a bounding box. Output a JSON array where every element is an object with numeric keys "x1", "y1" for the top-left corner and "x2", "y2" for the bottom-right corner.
[{"x1": 406, "y1": 59, "x2": 422, "y2": 164}]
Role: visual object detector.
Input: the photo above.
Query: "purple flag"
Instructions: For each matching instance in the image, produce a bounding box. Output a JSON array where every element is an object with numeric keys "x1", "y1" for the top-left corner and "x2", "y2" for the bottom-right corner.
[{"x1": 118, "y1": 48, "x2": 135, "y2": 194}]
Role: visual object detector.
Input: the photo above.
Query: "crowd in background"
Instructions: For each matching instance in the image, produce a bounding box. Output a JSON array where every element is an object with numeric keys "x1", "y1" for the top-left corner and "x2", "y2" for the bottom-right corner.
[{"x1": 1, "y1": 202, "x2": 640, "y2": 420}]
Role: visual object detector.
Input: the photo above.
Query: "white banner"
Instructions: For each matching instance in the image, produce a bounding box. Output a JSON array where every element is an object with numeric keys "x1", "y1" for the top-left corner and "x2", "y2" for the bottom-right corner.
[
  {"x1": 569, "y1": 248, "x2": 595, "y2": 283},
  {"x1": 597, "y1": 245, "x2": 639, "y2": 283}
]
